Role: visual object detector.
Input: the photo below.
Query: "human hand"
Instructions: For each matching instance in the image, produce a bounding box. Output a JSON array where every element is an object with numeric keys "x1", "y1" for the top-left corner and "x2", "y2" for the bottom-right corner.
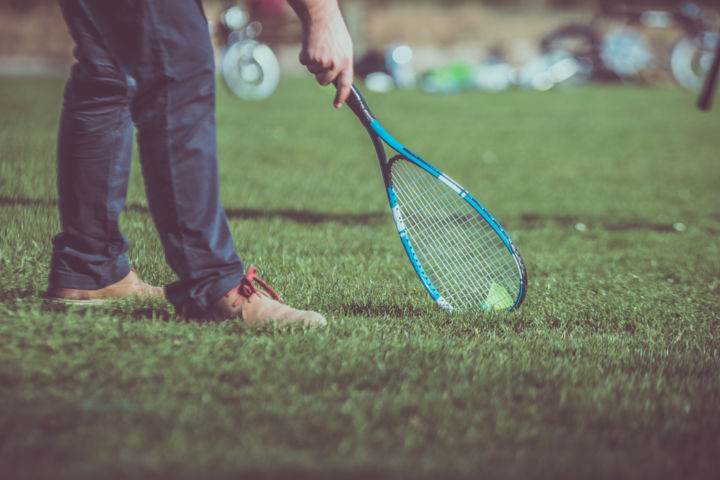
[{"x1": 291, "y1": 0, "x2": 354, "y2": 108}]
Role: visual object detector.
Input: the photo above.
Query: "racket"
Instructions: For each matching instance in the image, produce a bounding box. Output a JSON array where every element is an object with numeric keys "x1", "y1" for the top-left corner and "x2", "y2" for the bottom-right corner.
[{"x1": 342, "y1": 84, "x2": 527, "y2": 312}]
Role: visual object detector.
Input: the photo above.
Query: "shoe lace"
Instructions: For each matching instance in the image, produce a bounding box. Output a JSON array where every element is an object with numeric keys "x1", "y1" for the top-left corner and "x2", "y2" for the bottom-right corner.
[{"x1": 229, "y1": 266, "x2": 283, "y2": 308}]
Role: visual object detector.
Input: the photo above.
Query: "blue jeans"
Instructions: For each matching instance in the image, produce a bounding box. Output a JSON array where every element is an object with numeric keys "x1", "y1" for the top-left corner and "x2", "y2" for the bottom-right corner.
[{"x1": 50, "y1": 0, "x2": 245, "y2": 314}]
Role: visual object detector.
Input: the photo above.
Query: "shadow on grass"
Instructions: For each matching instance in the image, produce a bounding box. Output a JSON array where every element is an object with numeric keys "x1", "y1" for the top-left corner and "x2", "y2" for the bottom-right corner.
[
  {"x1": 3, "y1": 196, "x2": 708, "y2": 231},
  {"x1": 342, "y1": 301, "x2": 432, "y2": 318},
  {"x1": 0, "y1": 195, "x2": 386, "y2": 226},
  {"x1": 224, "y1": 207, "x2": 386, "y2": 226},
  {"x1": 517, "y1": 213, "x2": 694, "y2": 232},
  {"x1": 4, "y1": 286, "x2": 434, "y2": 324},
  {"x1": 36, "y1": 296, "x2": 176, "y2": 322}
]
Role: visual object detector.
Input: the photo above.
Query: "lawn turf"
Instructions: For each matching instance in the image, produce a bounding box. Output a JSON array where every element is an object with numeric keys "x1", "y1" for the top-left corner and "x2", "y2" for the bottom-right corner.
[{"x1": 1, "y1": 75, "x2": 719, "y2": 479}]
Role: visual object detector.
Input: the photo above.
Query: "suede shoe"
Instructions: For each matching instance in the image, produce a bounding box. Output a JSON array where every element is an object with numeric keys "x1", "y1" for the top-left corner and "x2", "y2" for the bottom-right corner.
[
  {"x1": 204, "y1": 266, "x2": 326, "y2": 327},
  {"x1": 44, "y1": 269, "x2": 164, "y2": 304}
]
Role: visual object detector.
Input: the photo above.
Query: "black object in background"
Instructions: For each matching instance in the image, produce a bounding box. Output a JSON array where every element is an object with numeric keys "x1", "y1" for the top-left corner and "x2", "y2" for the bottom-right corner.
[{"x1": 697, "y1": 31, "x2": 720, "y2": 111}]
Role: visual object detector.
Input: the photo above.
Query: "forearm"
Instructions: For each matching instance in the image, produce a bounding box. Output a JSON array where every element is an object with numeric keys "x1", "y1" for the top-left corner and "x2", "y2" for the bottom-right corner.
[{"x1": 287, "y1": 0, "x2": 341, "y2": 26}]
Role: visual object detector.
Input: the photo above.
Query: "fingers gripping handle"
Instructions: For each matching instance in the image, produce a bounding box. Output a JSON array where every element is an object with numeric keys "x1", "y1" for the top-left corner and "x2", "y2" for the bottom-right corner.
[{"x1": 342, "y1": 83, "x2": 375, "y2": 127}]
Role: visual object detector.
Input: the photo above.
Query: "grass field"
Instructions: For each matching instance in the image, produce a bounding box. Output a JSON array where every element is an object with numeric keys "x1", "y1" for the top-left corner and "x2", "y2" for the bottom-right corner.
[{"x1": 1, "y1": 75, "x2": 719, "y2": 479}]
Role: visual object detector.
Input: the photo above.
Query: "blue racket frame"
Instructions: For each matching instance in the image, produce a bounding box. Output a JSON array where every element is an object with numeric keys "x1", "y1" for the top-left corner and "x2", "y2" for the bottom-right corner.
[{"x1": 345, "y1": 84, "x2": 527, "y2": 312}]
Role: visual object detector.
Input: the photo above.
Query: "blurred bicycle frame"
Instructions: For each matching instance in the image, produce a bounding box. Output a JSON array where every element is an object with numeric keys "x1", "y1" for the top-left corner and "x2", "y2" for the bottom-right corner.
[{"x1": 539, "y1": 0, "x2": 720, "y2": 91}]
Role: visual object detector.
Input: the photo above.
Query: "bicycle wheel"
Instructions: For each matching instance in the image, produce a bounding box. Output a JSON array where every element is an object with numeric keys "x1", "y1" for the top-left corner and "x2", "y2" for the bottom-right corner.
[
  {"x1": 671, "y1": 32, "x2": 719, "y2": 92},
  {"x1": 221, "y1": 40, "x2": 280, "y2": 100}
]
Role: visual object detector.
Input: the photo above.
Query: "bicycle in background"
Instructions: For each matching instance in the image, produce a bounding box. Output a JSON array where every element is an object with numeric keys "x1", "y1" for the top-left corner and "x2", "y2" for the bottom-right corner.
[
  {"x1": 213, "y1": 5, "x2": 280, "y2": 100},
  {"x1": 539, "y1": 0, "x2": 720, "y2": 91}
]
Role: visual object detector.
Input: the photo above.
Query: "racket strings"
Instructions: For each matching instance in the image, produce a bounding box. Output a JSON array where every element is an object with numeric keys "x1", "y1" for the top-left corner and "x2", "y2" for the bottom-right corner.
[{"x1": 390, "y1": 159, "x2": 519, "y2": 310}]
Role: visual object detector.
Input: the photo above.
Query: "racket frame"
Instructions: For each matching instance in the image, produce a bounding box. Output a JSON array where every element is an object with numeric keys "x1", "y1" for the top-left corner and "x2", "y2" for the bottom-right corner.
[{"x1": 346, "y1": 85, "x2": 527, "y2": 312}]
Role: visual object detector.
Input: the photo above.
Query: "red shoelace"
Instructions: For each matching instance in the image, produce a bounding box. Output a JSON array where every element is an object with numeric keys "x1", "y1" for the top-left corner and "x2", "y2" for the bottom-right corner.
[{"x1": 228, "y1": 266, "x2": 283, "y2": 308}]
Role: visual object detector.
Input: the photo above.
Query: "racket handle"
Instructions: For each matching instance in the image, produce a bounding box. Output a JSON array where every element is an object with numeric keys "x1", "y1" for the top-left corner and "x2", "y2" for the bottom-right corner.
[
  {"x1": 697, "y1": 32, "x2": 720, "y2": 111},
  {"x1": 340, "y1": 82, "x2": 375, "y2": 127}
]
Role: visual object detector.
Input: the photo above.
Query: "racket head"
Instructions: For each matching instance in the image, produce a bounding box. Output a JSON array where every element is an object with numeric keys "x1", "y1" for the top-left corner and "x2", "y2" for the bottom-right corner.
[
  {"x1": 343, "y1": 84, "x2": 527, "y2": 312},
  {"x1": 369, "y1": 122, "x2": 527, "y2": 313}
]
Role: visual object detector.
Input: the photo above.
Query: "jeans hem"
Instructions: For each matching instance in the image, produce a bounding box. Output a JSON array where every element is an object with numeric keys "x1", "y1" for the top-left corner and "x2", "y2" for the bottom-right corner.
[{"x1": 47, "y1": 262, "x2": 132, "y2": 291}]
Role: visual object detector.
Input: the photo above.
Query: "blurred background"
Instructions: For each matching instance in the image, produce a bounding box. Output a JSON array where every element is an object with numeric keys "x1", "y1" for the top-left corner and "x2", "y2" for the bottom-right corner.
[{"x1": 1, "y1": 0, "x2": 718, "y2": 98}]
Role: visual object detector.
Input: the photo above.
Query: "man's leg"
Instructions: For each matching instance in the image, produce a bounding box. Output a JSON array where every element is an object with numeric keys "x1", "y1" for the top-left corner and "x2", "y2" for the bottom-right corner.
[
  {"x1": 51, "y1": 0, "x2": 323, "y2": 325},
  {"x1": 133, "y1": 1, "x2": 245, "y2": 314},
  {"x1": 61, "y1": 0, "x2": 244, "y2": 314},
  {"x1": 48, "y1": 1, "x2": 136, "y2": 291}
]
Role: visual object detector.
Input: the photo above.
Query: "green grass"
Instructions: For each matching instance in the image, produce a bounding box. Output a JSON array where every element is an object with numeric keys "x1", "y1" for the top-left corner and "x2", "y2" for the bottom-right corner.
[{"x1": 1, "y1": 75, "x2": 719, "y2": 479}]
